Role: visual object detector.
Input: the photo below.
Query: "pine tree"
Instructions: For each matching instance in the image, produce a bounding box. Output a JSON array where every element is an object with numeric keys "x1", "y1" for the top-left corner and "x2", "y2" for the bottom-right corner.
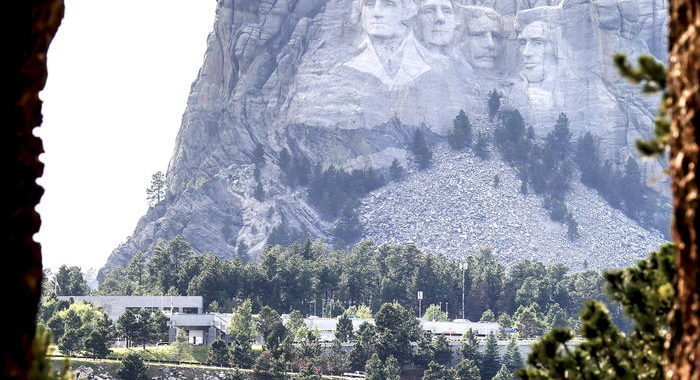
[
  {"x1": 491, "y1": 365, "x2": 513, "y2": 380},
  {"x1": 517, "y1": 244, "x2": 674, "y2": 379},
  {"x1": 459, "y1": 329, "x2": 481, "y2": 365},
  {"x1": 514, "y1": 304, "x2": 545, "y2": 339},
  {"x1": 385, "y1": 356, "x2": 401, "y2": 380},
  {"x1": 488, "y1": 89, "x2": 502, "y2": 120},
  {"x1": 257, "y1": 307, "x2": 290, "y2": 359},
  {"x1": 57, "y1": 326, "x2": 82, "y2": 355},
  {"x1": 543, "y1": 113, "x2": 572, "y2": 165},
  {"x1": 322, "y1": 339, "x2": 349, "y2": 374},
  {"x1": 173, "y1": 329, "x2": 192, "y2": 361},
  {"x1": 448, "y1": 110, "x2": 473, "y2": 150},
  {"x1": 481, "y1": 332, "x2": 500, "y2": 380},
  {"x1": 334, "y1": 204, "x2": 363, "y2": 248},
  {"x1": 432, "y1": 335, "x2": 453, "y2": 366},
  {"x1": 116, "y1": 352, "x2": 148, "y2": 380},
  {"x1": 336, "y1": 314, "x2": 354, "y2": 343},
  {"x1": 349, "y1": 341, "x2": 371, "y2": 372},
  {"x1": 253, "y1": 351, "x2": 287, "y2": 380},
  {"x1": 423, "y1": 304, "x2": 448, "y2": 321},
  {"x1": 475, "y1": 132, "x2": 490, "y2": 160},
  {"x1": 389, "y1": 159, "x2": 404, "y2": 181},
  {"x1": 365, "y1": 353, "x2": 386, "y2": 380},
  {"x1": 117, "y1": 309, "x2": 138, "y2": 348},
  {"x1": 410, "y1": 129, "x2": 433, "y2": 170},
  {"x1": 451, "y1": 358, "x2": 481, "y2": 380},
  {"x1": 621, "y1": 157, "x2": 645, "y2": 218},
  {"x1": 545, "y1": 303, "x2": 570, "y2": 329},
  {"x1": 209, "y1": 339, "x2": 231, "y2": 366},
  {"x1": 414, "y1": 330, "x2": 435, "y2": 367},
  {"x1": 422, "y1": 361, "x2": 451, "y2": 380},
  {"x1": 53, "y1": 265, "x2": 89, "y2": 296},
  {"x1": 480, "y1": 309, "x2": 496, "y2": 322},
  {"x1": 374, "y1": 302, "x2": 420, "y2": 363},
  {"x1": 299, "y1": 362, "x2": 322, "y2": 380},
  {"x1": 146, "y1": 171, "x2": 167, "y2": 206},
  {"x1": 253, "y1": 143, "x2": 265, "y2": 166},
  {"x1": 229, "y1": 300, "x2": 255, "y2": 367},
  {"x1": 574, "y1": 132, "x2": 601, "y2": 187},
  {"x1": 502, "y1": 337, "x2": 523, "y2": 372},
  {"x1": 566, "y1": 217, "x2": 579, "y2": 241},
  {"x1": 254, "y1": 180, "x2": 265, "y2": 201},
  {"x1": 84, "y1": 329, "x2": 111, "y2": 357}
]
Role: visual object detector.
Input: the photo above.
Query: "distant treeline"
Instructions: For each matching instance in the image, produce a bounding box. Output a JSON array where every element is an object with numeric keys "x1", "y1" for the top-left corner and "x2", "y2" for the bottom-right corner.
[{"x1": 56, "y1": 237, "x2": 621, "y2": 335}]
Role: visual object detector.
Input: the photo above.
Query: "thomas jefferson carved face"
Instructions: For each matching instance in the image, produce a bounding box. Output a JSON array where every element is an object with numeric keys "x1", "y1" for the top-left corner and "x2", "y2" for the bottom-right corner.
[
  {"x1": 518, "y1": 21, "x2": 556, "y2": 83},
  {"x1": 417, "y1": 0, "x2": 457, "y2": 48},
  {"x1": 463, "y1": 10, "x2": 503, "y2": 69},
  {"x1": 361, "y1": 0, "x2": 410, "y2": 39}
]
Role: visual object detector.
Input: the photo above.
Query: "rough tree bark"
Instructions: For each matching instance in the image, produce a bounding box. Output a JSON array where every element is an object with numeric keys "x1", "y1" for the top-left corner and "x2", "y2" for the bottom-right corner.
[
  {"x1": 666, "y1": 0, "x2": 700, "y2": 379},
  {"x1": 2, "y1": 1, "x2": 64, "y2": 379}
]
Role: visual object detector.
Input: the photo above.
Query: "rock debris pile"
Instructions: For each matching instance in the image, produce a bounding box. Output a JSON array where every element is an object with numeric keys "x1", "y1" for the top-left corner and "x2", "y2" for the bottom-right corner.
[{"x1": 359, "y1": 147, "x2": 667, "y2": 270}]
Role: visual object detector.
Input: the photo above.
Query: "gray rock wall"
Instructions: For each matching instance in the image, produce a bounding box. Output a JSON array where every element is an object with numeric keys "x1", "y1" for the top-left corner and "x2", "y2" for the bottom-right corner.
[{"x1": 99, "y1": 0, "x2": 669, "y2": 279}]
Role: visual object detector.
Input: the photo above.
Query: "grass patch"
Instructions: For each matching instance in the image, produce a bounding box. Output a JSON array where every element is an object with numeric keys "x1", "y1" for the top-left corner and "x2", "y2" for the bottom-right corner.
[{"x1": 111, "y1": 345, "x2": 209, "y2": 363}]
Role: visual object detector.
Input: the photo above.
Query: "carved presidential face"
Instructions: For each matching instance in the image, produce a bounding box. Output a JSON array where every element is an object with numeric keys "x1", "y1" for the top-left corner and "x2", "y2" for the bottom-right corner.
[
  {"x1": 417, "y1": 0, "x2": 457, "y2": 48},
  {"x1": 592, "y1": 0, "x2": 622, "y2": 31},
  {"x1": 361, "y1": 0, "x2": 410, "y2": 39},
  {"x1": 464, "y1": 13, "x2": 503, "y2": 70},
  {"x1": 518, "y1": 21, "x2": 556, "y2": 83}
]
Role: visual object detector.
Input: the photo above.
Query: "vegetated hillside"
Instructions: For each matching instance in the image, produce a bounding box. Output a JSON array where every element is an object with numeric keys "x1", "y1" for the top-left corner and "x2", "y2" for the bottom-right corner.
[{"x1": 360, "y1": 145, "x2": 667, "y2": 271}]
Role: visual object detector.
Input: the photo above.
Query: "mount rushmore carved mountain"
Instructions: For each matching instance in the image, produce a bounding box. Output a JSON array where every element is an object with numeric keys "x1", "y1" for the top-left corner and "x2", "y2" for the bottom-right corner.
[{"x1": 99, "y1": 0, "x2": 670, "y2": 279}]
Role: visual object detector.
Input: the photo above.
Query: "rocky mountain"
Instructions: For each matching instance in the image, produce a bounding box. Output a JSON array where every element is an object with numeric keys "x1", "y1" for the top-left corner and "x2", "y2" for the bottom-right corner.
[{"x1": 99, "y1": 0, "x2": 670, "y2": 279}]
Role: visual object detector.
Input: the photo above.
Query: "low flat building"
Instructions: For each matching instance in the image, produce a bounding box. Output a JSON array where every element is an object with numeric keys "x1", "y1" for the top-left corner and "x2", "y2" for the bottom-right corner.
[
  {"x1": 164, "y1": 312, "x2": 502, "y2": 347},
  {"x1": 57, "y1": 295, "x2": 203, "y2": 323},
  {"x1": 169, "y1": 313, "x2": 230, "y2": 346},
  {"x1": 419, "y1": 319, "x2": 501, "y2": 341}
]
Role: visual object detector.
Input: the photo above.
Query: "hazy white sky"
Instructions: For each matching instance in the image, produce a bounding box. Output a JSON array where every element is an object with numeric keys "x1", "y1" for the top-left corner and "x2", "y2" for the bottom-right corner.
[{"x1": 37, "y1": 0, "x2": 217, "y2": 273}]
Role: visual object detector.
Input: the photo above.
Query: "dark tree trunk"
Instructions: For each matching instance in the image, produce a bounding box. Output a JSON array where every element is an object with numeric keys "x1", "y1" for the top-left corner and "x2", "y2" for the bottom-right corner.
[
  {"x1": 2, "y1": 1, "x2": 64, "y2": 379},
  {"x1": 666, "y1": 0, "x2": 700, "y2": 379}
]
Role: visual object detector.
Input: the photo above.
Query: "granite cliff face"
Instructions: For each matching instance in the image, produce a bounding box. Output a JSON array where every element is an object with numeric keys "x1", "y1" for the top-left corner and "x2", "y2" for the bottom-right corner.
[{"x1": 100, "y1": 0, "x2": 669, "y2": 279}]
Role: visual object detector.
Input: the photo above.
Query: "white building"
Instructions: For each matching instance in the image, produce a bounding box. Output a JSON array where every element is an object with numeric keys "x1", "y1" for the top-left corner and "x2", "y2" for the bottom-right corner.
[
  {"x1": 57, "y1": 295, "x2": 203, "y2": 323},
  {"x1": 164, "y1": 312, "x2": 501, "y2": 346},
  {"x1": 419, "y1": 319, "x2": 501, "y2": 341}
]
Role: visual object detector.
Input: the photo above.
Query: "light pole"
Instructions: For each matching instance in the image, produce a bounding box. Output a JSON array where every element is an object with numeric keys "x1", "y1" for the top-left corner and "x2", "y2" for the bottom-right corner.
[
  {"x1": 417, "y1": 291, "x2": 423, "y2": 318},
  {"x1": 460, "y1": 262, "x2": 466, "y2": 320},
  {"x1": 446, "y1": 302, "x2": 449, "y2": 319}
]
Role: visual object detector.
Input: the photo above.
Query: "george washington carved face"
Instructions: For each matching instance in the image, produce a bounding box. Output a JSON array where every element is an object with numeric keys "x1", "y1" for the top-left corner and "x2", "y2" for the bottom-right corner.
[{"x1": 360, "y1": 0, "x2": 413, "y2": 39}]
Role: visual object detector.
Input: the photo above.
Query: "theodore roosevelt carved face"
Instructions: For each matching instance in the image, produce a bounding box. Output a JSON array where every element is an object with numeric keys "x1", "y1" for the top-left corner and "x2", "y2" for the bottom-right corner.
[{"x1": 462, "y1": 6, "x2": 503, "y2": 70}]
